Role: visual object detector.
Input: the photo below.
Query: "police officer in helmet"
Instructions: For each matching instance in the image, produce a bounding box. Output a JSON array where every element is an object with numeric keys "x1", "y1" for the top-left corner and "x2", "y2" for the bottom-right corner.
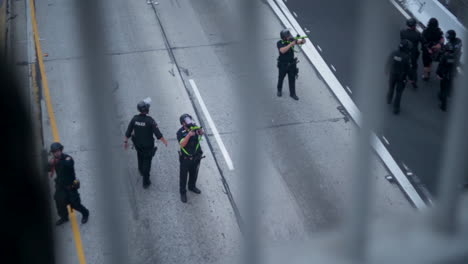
[
  {"x1": 177, "y1": 114, "x2": 204, "y2": 203},
  {"x1": 48, "y1": 142, "x2": 90, "y2": 225},
  {"x1": 386, "y1": 39, "x2": 412, "y2": 115},
  {"x1": 400, "y1": 18, "x2": 422, "y2": 89},
  {"x1": 436, "y1": 43, "x2": 457, "y2": 112},
  {"x1": 445, "y1": 29, "x2": 463, "y2": 65},
  {"x1": 124, "y1": 99, "x2": 168, "y2": 188},
  {"x1": 276, "y1": 29, "x2": 306, "y2": 100}
]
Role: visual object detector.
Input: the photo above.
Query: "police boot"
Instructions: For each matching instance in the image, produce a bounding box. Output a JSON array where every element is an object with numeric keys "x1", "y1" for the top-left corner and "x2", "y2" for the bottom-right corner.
[
  {"x1": 188, "y1": 186, "x2": 202, "y2": 194},
  {"x1": 81, "y1": 210, "x2": 90, "y2": 224},
  {"x1": 277, "y1": 90, "x2": 282, "y2": 97},
  {"x1": 181, "y1": 193, "x2": 188, "y2": 203},
  {"x1": 143, "y1": 177, "x2": 151, "y2": 189},
  {"x1": 55, "y1": 218, "x2": 69, "y2": 226}
]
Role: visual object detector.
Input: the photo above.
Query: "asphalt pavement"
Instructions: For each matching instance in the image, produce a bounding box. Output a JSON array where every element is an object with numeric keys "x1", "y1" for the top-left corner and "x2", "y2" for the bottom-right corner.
[
  {"x1": 284, "y1": 0, "x2": 453, "y2": 197},
  {"x1": 11, "y1": 0, "x2": 414, "y2": 262}
]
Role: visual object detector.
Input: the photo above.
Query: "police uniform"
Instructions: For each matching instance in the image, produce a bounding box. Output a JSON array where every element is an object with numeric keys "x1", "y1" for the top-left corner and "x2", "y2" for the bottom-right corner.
[
  {"x1": 50, "y1": 153, "x2": 89, "y2": 224},
  {"x1": 177, "y1": 125, "x2": 203, "y2": 199},
  {"x1": 277, "y1": 39, "x2": 299, "y2": 99},
  {"x1": 400, "y1": 28, "x2": 422, "y2": 85},
  {"x1": 386, "y1": 42, "x2": 411, "y2": 114},
  {"x1": 447, "y1": 38, "x2": 463, "y2": 65},
  {"x1": 125, "y1": 113, "x2": 163, "y2": 187},
  {"x1": 436, "y1": 50, "x2": 457, "y2": 111}
]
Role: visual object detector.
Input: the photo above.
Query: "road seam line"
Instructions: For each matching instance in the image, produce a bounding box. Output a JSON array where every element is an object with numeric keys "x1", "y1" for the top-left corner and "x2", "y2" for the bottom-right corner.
[
  {"x1": 267, "y1": 0, "x2": 427, "y2": 209},
  {"x1": 188, "y1": 79, "x2": 235, "y2": 170},
  {"x1": 29, "y1": 0, "x2": 87, "y2": 263}
]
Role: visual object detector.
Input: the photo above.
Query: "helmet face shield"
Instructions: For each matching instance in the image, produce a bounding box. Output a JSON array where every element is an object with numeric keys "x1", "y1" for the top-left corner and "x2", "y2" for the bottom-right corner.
[
  {"x1": 184, "y1": 116, "x2": 193, "y2": 125},
  {"x1": 179, "y1": 113, "x2": 193, "y2": 125},
  {"x1": 446, "y1": 30, "x2": 456, "y2": 40}
]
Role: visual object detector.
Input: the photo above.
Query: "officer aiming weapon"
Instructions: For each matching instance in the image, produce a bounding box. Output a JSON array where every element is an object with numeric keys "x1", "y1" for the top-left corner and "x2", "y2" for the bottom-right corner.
[{"x1": 283, "y1": 35, "x2": 309, "y2": 44}]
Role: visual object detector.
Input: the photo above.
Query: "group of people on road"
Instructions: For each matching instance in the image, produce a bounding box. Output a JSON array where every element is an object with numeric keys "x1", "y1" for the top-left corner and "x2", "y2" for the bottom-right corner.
[
  {"x1": 47, "y1": 100, "x2": 205, "y2": 226},
  {"x1": 387, "y1": 17, "x2": 463, "y2": 114},
  {"x1": 123, "y1": 101, "x2": 204, "y2": 204}
]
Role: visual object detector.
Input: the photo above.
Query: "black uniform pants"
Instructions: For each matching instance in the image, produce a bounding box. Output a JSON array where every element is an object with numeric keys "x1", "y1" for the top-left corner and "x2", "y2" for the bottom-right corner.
[
  {"x1": 136, "y1": 146, "x2": 155, "y2": 184},
  {"x1": 179, "y1": 157, "x2": 201, "y2": 194},
  {"x1": 439, "y1": 78, "x2": 452, "y2": 109},
  {"x1": 387, "y1": 75, "x2": 406, "y2": 111},
  {"x1": 277, "y1": 62, "x2": 297, "y2": 96},
  {"x1": 54, "y1": 187, "x2": 88, "y2": 219},
  {"x1": 409, "y1": 51, "x2": 419, "y2": 82}
]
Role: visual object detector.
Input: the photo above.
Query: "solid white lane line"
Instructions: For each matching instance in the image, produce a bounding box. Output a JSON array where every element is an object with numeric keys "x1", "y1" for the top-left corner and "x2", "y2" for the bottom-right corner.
[
  {"x1": 330, "y1": 64, "x2": 337, "y2": 72},
  {"x1": 189, "y1": 79, "x2": 235, "y2": 171},
  {"x1": 267, "y1": 0, "x2": 427, "y2": 209},
  {"x1": 293, "y1": 11, "x2": 298, "y2": 18},
  {"x1": 346, "y1": 86, "x2": 352, "y2": 94},
  {"x1": 316, "y1": 45, "x2": 322, "y2": 52}
]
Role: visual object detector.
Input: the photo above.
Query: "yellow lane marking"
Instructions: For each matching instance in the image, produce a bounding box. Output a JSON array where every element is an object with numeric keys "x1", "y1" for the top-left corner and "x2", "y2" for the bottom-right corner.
[{"x1": 30, "y1": 0, "x2": 87, "y2": 263}]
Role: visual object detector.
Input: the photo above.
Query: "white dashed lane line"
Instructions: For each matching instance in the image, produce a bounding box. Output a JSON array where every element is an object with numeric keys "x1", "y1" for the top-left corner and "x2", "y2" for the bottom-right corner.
[
  {"x1": 382, "y1": 136, "x2": 390, "y2": 145},
  {"x1": 345, "y1": 86, "x2": 352, "y2": 94}
]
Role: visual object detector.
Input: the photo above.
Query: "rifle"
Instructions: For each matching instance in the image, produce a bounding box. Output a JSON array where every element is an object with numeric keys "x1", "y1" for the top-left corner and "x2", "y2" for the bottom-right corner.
[
  {"x1": 188, "y1": 125, "x2": 203, "y2": 133},
  {"x1": 283, "y1": 35, "x2": 309, "y2": 44}
]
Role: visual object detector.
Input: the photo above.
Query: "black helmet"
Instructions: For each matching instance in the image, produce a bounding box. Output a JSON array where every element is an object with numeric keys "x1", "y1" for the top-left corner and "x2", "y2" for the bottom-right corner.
[
  {"x1": 179, "y1": 113, "x2": 193, "y2": 125},
  {"x1": 406, "y1": 18, "x2": 417, "y2": 27},
  {"x1": 428, "y1": 17, "x2": 439, "y2": 28},
  {"x1": 446, "y1": 30, "x2": 456, "y2": 41},
  {"x1": 137, "y1": 101, "x2": 150, "y2": 113},
  {"x1": 50, "y1": 142, "x2": 64, "y2": 153},
  {"x1": 399, "y1": 39, "x2": 412, "y2": 52},
  {"x1": 280, "y1": 29, "x2": 292, "y2": 40}
]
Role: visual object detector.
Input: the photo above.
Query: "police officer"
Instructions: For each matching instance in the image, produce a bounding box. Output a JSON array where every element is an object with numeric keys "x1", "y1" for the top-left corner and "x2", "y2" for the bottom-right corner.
[
  {"x1": 124, "y1": 99, "x2": 168, "y2": 188},
  {"x1": 177, "y1": 114, "x2": 204, "y2": 203},
  {"x1": 277, "y1": 29, "x2": 306, "y2": 100},
  {"x1": 436, "y1": 43, "x2": 457, "y2": 112},
  {"x1": 386, "y1": 39, "x2": 412, "y2": 115},
  {"x1": 421, "y1": 18, "x2": 444, "y2": 81},
  {"x1": 445, "y1": 30, "x2": 463, "y2": 65},
  {"x1": 400, "y1": 18, "x2": 422, "y2": 89},
  {"x1": 48, "y1": 142, "x2": 90, "y2": 225}
]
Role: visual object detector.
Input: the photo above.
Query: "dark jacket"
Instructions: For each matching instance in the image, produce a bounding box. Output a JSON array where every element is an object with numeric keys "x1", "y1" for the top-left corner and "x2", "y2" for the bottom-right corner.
[
  {"x1": 385, "y1": 50, "x2": 411, "y2": 80},
  {"x1": 177, "y1": 126, "x2": 203, "y2": 157},
  {"x1": 437, "y1": 52, "x2": 457, "y2": 80},
  {"x1": 125, "y1": 114, "x2": 163, "y2": 148},
  {"x1": 51, "y1": 153, "x2": 76, "y2": 188},
  {"x1": 400, "y1": 28, "x2": 422, "y2": 54}
]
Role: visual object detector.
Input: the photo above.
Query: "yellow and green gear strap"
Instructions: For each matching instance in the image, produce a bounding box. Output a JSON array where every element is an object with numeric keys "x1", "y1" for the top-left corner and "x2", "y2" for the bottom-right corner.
[{"x1": 180, "y1": 135, "x2": 203, "y2": 156}]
